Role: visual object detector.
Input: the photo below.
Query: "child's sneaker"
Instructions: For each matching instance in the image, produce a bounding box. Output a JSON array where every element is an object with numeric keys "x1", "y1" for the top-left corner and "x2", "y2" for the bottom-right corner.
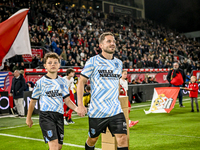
[
  {"x1": 64, "y1": 119, "x2": 69, "y2": 125},
  {"x1": 67, "y1": 118, "x2": 75, "y2": 124},
  {"x1": 129, "y1": 120, "x2": 139, "y2": 128}
]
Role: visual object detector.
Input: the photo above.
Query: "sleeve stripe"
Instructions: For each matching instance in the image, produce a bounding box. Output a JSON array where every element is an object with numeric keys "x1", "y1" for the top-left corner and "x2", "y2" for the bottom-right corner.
[
  {"x1": 63, "y1": 94, "x2": 70, "y2": 99},
  {"x1": 80, "y1": 73, "x2": 89, "y2": 79},
  {"x1": 31, "y1": 97, "x2": 39, "y2": 100}
]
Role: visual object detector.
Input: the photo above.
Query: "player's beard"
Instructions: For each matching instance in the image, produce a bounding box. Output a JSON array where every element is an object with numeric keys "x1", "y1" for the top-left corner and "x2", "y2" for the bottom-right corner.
[
  {"x1": 104, "y1": 46, "x2": 115, "y2": 54},
  {"x1": 173, "y1": 67, "x2": 178, "y2": 70}
]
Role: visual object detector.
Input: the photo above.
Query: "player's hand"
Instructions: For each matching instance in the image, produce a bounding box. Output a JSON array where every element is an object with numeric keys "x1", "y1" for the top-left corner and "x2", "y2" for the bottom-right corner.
[
  {"x1": 75, "y1": 106, "x2": 87, "y2": 117},
  {"x1": 26, "y1": 118, "x2": 33, "y2": 128},
  {"x1": 9, "y1": 93, "x2": 13, "y2": 96}
]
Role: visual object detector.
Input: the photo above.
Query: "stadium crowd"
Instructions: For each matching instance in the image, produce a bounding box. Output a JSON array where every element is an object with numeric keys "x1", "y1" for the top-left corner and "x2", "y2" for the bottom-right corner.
[{"x1": 1, "y1": 0, "x2": 200, "y2": 74}]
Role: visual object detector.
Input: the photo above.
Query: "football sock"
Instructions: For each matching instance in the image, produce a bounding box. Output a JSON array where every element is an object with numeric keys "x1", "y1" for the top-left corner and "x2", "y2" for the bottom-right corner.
[
  {"x1": 117, "y1": 147, "x2": 128, "y2": 150},
  {"x1": 85, "y1": 142, "x2": 95, "y2": 150},
  {"x1": 66, "y1": 109, "x2": 73, "y2": 119}
]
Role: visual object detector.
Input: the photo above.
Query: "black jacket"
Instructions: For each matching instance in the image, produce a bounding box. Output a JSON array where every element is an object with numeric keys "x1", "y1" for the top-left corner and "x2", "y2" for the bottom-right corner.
[
  {"x1": 167, "y1": 68, "x2": 186, "y2": 86},
  {"x1": 10, "y1": 74, "x2": 26, "y2": 99}
]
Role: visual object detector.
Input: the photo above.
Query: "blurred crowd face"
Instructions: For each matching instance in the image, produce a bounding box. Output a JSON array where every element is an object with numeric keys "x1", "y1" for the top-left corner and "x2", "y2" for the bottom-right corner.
[
  {"x1": 14, "y1": 70, "x2": 20, "y2": 78},
  {"x1": 173, "y1": 63, "x2": 179, "y2": 70},
  {"x1": 100, "y1": 35, "x2": 116, "y2": 54}
]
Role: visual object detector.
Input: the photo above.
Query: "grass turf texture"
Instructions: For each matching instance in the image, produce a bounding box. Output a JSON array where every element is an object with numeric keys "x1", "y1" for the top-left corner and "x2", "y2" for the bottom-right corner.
[{"x1": 0, "y1": 96, "x2": 200, "y2": 150}]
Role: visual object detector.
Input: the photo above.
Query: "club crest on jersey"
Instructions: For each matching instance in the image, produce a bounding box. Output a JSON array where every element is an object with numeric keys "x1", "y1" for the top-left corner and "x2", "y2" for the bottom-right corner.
[
  {"x1": 91, "y1": 128, "x2": 96, "y2": 135},
  {"x1": 60, "y1": 84, "x2": 64, "y2": 90},
  {"x1": 47, "y1": 130, "x2": 53, "y2": 137},
  {"x1": 123, "y1": 122, "x2": 127, "y2": 127},
  {"x1": 115, "y1": 63, "x2": 119, "y2": 68}
]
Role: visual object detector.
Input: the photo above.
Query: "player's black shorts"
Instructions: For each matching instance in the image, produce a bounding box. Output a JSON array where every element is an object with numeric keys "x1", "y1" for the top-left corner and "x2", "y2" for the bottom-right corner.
[
  {"x1": 39, "y1": 111, "x2": 64, "y2": 144},
  {"x1": 88, "y1": 113, "x2": 127, "y2": 138}
]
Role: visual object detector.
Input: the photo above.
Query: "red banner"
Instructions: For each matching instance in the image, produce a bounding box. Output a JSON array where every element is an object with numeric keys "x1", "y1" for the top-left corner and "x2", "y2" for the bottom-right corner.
[
  {"x1": 26, "y1": 75, "x2": 44, "y2": 83},
  {"x1": 174, "y1": 56, "x2": 179, "y2": 61},
  {"x1": 22, "y1": 49, "x2": 43, "y2": 62}
]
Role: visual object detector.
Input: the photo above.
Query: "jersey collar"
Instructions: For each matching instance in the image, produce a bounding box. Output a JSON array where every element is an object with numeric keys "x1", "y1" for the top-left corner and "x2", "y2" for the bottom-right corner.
[
  {"x1": 99, "y1": 53, "x2": 114, "y2": 60},
  {"x1": 45, "y1": 74, "x2": 58, "y2": 79}
]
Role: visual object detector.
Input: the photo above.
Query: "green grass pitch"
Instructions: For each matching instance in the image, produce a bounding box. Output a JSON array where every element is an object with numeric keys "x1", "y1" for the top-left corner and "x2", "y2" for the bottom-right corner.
[{"x1": 0, "y1": 96, "x2": 200, "y2": 150}]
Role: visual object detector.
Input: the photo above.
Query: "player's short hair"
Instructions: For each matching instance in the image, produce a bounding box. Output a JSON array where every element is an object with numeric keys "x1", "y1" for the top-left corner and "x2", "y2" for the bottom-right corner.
[
  {"x1": 99, "y1": 32, "x2": 114, "y2": 44},
  {"x1": 44, "y1": 52, "x2": 60, "y2": 64},
  {"x1": 85, "y1": 85, "x2": 91, "y2": 91},
  {"x1": 122, "y1": 70, "x2": 127, "y2": 73},
  {"x1": 66, "y1": 68, "x2": 75, "y2": 75},
  {"x1": 191, "y1": 76, "x2": 196, "y2": 79},
  {"x1": 19, "y1": 70, "x2": 24, "y2": 75}
]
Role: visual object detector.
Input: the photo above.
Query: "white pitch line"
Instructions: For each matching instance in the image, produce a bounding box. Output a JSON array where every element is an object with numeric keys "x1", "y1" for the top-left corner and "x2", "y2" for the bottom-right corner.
[
  {"x1": 0, "y1": 133, "x2": 101, "y2": 150},
  {"x1": 153, "y1": 133, "x2": 200, "y2": 139},
  {"x1": 0, "y1": 123, "x2": 39, "y2": 131},
  {"x1": 71, "y1": 115, "x2": 88, "y2": 120},
  {"x1": 0, "y1": 115, "x2": 18, "y2": 119}
]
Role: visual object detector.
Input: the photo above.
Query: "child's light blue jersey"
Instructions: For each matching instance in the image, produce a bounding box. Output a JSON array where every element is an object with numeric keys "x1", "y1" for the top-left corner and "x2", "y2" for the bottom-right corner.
[
  {"x1": 81, "y1": 54, "x2": 123, "y2": 118},
  {"x1": 31, "y1": 75, "x2": 70, "y2": 114}
]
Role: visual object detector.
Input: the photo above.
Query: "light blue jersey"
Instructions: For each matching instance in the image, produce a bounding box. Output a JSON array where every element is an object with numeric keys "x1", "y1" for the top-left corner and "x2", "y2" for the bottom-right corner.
[
  {"x1": 81, "y1": 54, "x2": 123, "y2": 118},
  {"x1": 31, "y1": 75, "x2": 70, "y2": 114}
]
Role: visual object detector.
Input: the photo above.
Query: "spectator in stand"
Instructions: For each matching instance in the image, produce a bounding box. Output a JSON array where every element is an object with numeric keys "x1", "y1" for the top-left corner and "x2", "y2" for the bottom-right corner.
[
  {"x1": 20, "y1": 62, "x2": 25, "y2": 70},
  {"x1": 51, "y1": 38, "x2": 57, "y2": 51},
  {"x1": 131, "y1": 79, "x2": 137, "y2": 84},
  {"x1": 136, "y1": 60, "x2": 143, "y2": 68},
  {"x1": 135, "y1": 78, "x2": 141, "y2": 84},
  {"x1": 148, "y1": 77, "x2": 153, "y2": 83},
  {"x1": 191, "y1": 62, "x2": 197, "y2": 70},
  {"x1": 12, "y1": 63, "x2": 20, "y2": 72},
  {"x1": 152, "y1": 77, "x2": 158, "y2": 83},
  {"x1": 185, "y1": 72, "x2": 191, "y2": 82},
  {"x1": 55, "y1": 44, "x2": 61, "y2": 55},
  {"x1": 9, "y1": 70, "x2": 26, "y2": 117},
  {"x1": 142, "y1": 78, "x2": 149, "y2": 84},
  {"x1": 167, "y1": 62, "x2": 186, "y2": 107},
  {"x1": 31, "y1": 55, "x2": 39, "y2": 68},
  {"x1": 9, "y1": 55, "x2": 23, "y2": 71},
  {"x1": 186, "y1": 62, "x2": 192, "y2": 73}
]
